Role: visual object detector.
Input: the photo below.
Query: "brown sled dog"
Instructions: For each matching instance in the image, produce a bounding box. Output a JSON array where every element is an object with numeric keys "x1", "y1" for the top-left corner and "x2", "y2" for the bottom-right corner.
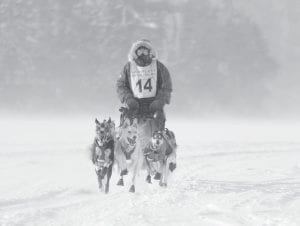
[{"x1": 90, "y1": 118, "x2": 115, "y2": 193}]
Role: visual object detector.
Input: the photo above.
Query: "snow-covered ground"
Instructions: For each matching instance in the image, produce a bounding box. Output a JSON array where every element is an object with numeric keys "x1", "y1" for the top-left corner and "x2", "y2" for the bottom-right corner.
[{"x1": 0, "y1": 116, "x2": 300, "y2": 226}]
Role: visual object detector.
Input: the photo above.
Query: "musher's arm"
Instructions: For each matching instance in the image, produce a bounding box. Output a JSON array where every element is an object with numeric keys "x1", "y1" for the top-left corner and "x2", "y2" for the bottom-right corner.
[
  {"x1": 156, "y1": 61, "x2": 173, "y2": 105},
  {"x1": 116, "y1": 62, "x2": 133, "y2": 103}
]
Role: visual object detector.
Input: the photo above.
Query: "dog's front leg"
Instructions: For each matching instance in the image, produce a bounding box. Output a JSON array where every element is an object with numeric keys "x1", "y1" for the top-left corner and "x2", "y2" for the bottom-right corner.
[
  {"x1": 105, "y1": 166, "x2": 112, "y2": 194},
  {"x1": 159, "y1": 160, "x2": 167, "y2": 187},
  {"x1": 116, "y1": 154, "x2": 127, "y2": 186},
  {"x1": 145, "y1": 158, "x2": 152, "y2": 184},
  {"x1": 96, "y1": 169, "x2": 103, "y2": 191},
  {"x1": 163, "y1": 159, "x2": 169, "y2": 186},
  {"x1": 129, "y1": 161, "x2": 137, "y2": 193},
  {"x1": 129, "y1": 150, "x2": 143, "y2": 193}
]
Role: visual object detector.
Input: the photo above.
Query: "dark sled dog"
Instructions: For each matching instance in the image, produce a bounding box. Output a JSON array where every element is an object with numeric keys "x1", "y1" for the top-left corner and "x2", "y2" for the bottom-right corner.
[
  {"x1": 90, "y1": 118, "x2": 115, "y2": 193},
  {"x1": 144, "y1": 129, "x2": 177, "y2": 187}
]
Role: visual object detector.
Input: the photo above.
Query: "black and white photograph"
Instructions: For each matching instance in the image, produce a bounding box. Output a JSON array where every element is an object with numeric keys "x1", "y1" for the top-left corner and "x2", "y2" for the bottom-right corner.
[{"x1": 0, "y1": 0, "x2": 299, "y2": 225}]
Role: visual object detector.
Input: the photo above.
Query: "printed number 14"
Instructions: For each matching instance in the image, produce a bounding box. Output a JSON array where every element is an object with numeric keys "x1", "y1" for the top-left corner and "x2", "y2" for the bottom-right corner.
[{"x1": 136, "y1": 78, "x2": 152, "y2": 92}]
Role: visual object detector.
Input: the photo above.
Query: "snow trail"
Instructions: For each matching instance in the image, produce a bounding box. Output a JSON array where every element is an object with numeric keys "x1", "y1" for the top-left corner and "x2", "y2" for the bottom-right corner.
[{"x1": 0, "y1": 118, "x2": 299, "y2": 226}]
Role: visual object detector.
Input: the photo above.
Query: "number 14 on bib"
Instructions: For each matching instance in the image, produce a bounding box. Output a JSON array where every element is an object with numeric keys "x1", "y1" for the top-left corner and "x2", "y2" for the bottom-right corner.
[
  {"x1": 133, "y1": 77, "x2": 157, "y2": 98},
  {"x1": 130, "y1": 61, "x2": 158, "y2": 98}
]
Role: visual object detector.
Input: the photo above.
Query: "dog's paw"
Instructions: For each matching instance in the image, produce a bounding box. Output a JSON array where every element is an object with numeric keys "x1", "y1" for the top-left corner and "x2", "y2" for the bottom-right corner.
[
  {"x1": 146, "y1": 175, "x2": 152, "y2": 183},
  {"x1": 169, "y1": 163, "x2": 176, "y2": 172},
  {"x1": 159, "y1": 181, "x2": 167, "y2": 187},
  {"x1": 154, "y1": 172, "x2": 161, "y2": 180},
  {"x1": 117, "y1": 178, "x2": 124, "y2": 186},
  {"x1": 120, "y1": 169, "x2": 128, "y2": 176},
  {"x1": 105, "y1": 184, "x2": 109, "y2": 194},
  {"x1": 129, "y1": 185, "x2": 135, "y2": 193}
]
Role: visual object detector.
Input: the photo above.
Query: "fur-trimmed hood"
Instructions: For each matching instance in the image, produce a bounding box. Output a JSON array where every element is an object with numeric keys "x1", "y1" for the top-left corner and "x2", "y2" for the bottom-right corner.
[{"x1": 128, "y1": 39, "x2": 157, "y2": 62}]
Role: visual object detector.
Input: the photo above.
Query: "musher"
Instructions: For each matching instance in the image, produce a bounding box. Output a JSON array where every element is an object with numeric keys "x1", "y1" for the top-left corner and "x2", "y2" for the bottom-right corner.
[{"x1": 116, "y1": 39, "x2": 172, "y2": 130}]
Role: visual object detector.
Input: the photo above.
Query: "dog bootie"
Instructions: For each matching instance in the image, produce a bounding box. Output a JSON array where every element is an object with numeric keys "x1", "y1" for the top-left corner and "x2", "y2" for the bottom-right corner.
[
  {"x1": 159, "y1": 181, "x2": 167, "y2": 187},
  {"x1": 146, "y1": 175, "x2": 151, "y2": 183},
  {"x1": 105, "y1": 184, "x2": 109, "y2": 194},
  {"x1": 117, "y1": 178, "x2": 124, "y2": 186},
  {"x1": 169, "y1": 162, "x2": 176, "y2": 172},
  {"x1": 154, "y1": 172, "x2": 161, "y2": 180},
  {"x1": 129, "y1": 185, "x2": 135, "y2": 193},
  {"x1": 120, "y1": 169, "x2": 128, "y2": 176}
]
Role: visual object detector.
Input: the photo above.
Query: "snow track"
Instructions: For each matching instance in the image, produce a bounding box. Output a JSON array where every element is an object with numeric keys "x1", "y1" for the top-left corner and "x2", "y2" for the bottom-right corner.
[{"x1": 0, "y1": 118, "x2": 300, "y2": 225}]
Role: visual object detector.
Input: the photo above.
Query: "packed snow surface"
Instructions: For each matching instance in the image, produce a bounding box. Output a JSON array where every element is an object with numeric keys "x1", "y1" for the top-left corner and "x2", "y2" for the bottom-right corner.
[{"x1": 0, "y1": 117, "x2": 299, "y2": 226}]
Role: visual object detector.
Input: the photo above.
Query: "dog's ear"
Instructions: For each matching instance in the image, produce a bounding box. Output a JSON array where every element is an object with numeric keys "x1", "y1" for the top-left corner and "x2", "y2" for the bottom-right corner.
[
  {"x1": 95, "y1": 118, "x2": 100, "y2": 125},
  {"x1": 108, "y1": 117, "x2": 111, "y2": 123}
]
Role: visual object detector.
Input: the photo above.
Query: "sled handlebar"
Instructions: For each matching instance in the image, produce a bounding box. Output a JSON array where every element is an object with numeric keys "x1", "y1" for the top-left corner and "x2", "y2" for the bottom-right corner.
[{"x1": 119, "y1": 107, "x2": 155, "y2": 120}]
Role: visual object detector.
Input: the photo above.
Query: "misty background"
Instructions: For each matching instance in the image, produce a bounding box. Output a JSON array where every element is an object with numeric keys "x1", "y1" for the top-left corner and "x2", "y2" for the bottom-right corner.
[{"x1": 0, "y1": 0, "x2": 299, "y2": 119}]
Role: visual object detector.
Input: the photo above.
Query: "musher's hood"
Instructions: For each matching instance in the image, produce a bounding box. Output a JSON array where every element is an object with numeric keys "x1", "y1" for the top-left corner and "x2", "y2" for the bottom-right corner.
[{"x1": 128, "y1": 39, "x2": 157, "y2": 62}]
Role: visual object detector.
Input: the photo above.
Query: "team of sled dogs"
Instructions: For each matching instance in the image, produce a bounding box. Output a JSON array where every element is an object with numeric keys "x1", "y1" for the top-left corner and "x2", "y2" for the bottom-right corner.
[{"x1": 90, "y1": 109, "x2": 177, "y2": 193}]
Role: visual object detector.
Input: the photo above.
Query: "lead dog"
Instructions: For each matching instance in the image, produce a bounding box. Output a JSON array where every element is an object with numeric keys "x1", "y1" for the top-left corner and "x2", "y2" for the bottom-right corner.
[
  {"x1": 143, "y1": 129, "x2": 177, "y2": 187},
  {"x1": 90, "y1": 118, "x2": 115, "y2": 193},
  {"x1": 114, "y1": 117, "x2": 140, "y2": 192}
]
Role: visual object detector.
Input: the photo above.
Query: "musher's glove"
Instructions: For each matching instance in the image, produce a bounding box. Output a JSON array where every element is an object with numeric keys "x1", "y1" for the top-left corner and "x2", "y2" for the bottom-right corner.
[
  {"x1": 149, "y1": 100, "x2": 165, "y2": 111},
  {"x1": 126, "y1": 98, "x2": 139, "y2": 110}
]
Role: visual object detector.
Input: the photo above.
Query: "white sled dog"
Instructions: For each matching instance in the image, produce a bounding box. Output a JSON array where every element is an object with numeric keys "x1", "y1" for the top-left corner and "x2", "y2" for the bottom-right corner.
[
  {"x1": 114, "y1": 108, "x2": 177, "y2": 192},
  {"x1": 114, "y1": 117, "x2": 141, "y2": 192}
]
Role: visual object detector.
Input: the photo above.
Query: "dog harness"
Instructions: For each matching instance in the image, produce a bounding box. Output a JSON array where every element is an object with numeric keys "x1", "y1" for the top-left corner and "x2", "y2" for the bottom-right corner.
[
  {"x1": 94, "y1": 137, "x2": 114, "y2": 168},
  {"x1": 143, "y1": 144, "x2": 165, "y2": 162}
]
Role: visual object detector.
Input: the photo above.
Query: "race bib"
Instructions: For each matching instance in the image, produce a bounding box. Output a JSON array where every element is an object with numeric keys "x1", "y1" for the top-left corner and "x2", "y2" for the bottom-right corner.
[{"x1": 130, "y1": 61, "x2": 157, "y2": 98}]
